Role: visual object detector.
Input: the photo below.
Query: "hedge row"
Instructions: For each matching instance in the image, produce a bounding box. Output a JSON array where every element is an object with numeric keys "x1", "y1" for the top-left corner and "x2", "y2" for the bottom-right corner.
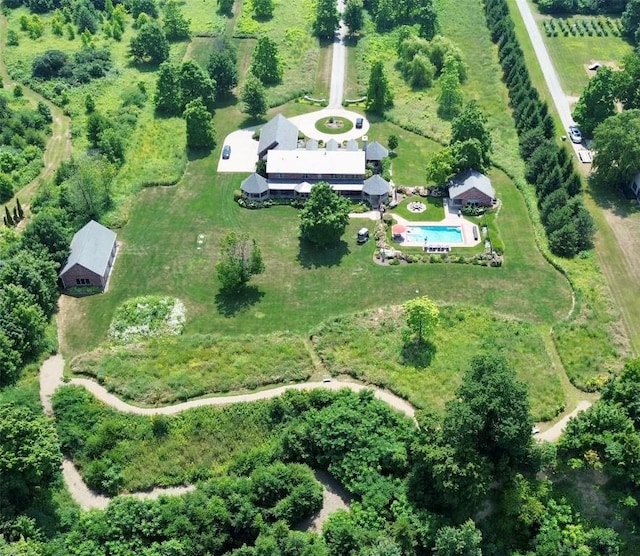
[{"x1": 484, "y1": 0, "x2": 595, "y2": 257}]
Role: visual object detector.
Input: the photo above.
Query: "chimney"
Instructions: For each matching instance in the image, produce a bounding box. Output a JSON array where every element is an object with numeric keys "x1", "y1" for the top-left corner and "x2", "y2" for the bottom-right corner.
[{"x1": 362, "y1": 135, "x2": 368, "y2": 152}]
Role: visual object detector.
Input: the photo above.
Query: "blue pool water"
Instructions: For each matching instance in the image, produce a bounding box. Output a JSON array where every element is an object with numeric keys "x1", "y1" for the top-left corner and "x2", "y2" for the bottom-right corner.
[{"x1": 406, "y1": 225, "x2": 463, "y2": 244}]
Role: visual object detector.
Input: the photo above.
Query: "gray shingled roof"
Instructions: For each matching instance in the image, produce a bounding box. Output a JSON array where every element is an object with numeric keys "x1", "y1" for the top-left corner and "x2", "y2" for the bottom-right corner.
[
  {"x1": 241, "y1": 173, "x2": 269, "y2": 194},
  {"x1": 448, "y1": 170, "x2": 495, "y2": 199},
  {"x1": 60, "y1": 220, "x2": 116, "y2": 277},
  {"x1": 306, "y1": 139, "x2": 318, "y2": 151},
  {"x1": 258, "y1": 114, "x2": 299, "y2": 156},
  {"x1": 363, "y1": 175, "x2": 390, "y2": 195},
  {"x1": 365, "y1": 141, "x2": 389, "y2": 161},
  {"x1": 346, "y1": 139, "x2": 359, "y2": 151},
  {"x1": 326, "y1": 139, "x2": 339, "y2": 151}
]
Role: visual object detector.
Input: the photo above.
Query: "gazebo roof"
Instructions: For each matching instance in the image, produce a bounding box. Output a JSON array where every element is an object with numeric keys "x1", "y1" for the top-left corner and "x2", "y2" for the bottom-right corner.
[{"x1": 241, "y1": 173, "x2": 269, "y2": 194}]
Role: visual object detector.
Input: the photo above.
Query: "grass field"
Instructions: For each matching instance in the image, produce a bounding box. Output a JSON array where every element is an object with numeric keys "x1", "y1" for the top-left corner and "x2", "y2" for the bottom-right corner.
[
  {"x1": 59, "y1": 128, "x2": 571, "y2": 360},
  {"x1": 536, "y1": 15, "x2": 632, "y2": 97},
  {"x1": 311, "y1": 304, "x2": 564, "y2": 420},
  {"x1": 70, "y1": 333, "x2": 316, "y2": 404}
]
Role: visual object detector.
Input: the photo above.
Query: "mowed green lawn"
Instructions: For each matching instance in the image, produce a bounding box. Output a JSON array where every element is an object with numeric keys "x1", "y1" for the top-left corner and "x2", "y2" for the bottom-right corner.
[{"x1": 61, "y1": 106, "x2": 571, "y2": 358}]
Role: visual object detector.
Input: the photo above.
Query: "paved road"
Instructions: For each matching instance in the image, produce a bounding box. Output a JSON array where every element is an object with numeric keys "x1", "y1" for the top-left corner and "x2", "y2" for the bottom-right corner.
[
  {"x1": 514, "y1": 0, "x2": 573, "y2": 130},
  {"x1": 328, "y1": 0, "x2": 347, "y2": 108}
]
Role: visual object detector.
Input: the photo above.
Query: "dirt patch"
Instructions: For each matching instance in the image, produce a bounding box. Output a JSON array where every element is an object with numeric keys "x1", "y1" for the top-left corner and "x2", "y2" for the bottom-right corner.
[{"x1": 296, "y1": 470, "x2": 351, "y2": 533}]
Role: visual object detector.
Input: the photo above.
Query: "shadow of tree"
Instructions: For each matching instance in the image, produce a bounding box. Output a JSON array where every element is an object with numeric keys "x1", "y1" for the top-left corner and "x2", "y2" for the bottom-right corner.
[
  {"x1": 587, "y1": 174, "x2": 640, "y2": 218},
  {"x1": 400, "y1": 338, "x2": 436, "y2": 368},
  {"x1": 187, "y1": 146, "x2": 213, "y2": 161},
  {"x1": 296, "y1": 239, "x2": 350, "y2": 269},
  {"x1": 215, "y1": 285, "x2": 265, "y2": 317}
]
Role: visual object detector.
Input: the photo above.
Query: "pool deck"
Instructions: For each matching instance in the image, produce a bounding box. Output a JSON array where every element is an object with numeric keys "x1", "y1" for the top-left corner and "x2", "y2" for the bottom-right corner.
[{"x1": 392, "y1": 200, "x2": 482, "y2": 248}]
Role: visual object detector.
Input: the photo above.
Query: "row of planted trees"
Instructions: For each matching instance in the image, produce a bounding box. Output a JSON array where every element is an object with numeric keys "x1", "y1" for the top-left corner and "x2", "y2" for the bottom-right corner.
[{"x1": 485, "y1": 0, "x2": 595, "y2": 258}]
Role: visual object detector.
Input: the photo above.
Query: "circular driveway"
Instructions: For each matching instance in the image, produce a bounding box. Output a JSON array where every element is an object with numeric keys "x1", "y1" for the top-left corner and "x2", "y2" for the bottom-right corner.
[
  {"x1": 217, "y1": 108, "x2": 371, "y2": 173},
  {"x1": 289, "y1": 108, "x2": 370, "y2": 141}
]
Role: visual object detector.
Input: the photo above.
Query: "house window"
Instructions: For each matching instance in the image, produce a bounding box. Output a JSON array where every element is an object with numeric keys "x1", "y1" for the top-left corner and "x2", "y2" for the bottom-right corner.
[{"x1": 76, "y1": 279, "x2": 81, "y2": 285}]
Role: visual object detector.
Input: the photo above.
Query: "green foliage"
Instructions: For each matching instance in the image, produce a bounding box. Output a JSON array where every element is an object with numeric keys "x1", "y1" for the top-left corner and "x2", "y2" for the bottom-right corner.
[
  {"x1": 180, "y1": 59, "x2": 216, "y2": 111},
  {"x1": 71, "y1": 332, "x2": 315, "y2": 404},
  {"x1": 253, "y1": 0, "x2": 274, "y2": 19},
  {"x1": 162, "y1": 0, "x2": 191, "y2": 40},
  {"x1": 313, "y1": 0, "x2": 339, "y2": 39},
  {"x1": 60, "y1": 155, "x2": 115, "y2": 223},
  {"x1": 208, "y1": 38, "x2": 238, "y2": 98},
  {"x1": 433, "y1": 520, "x2": 482, "y2": 556},
  {"x1": 129, "y1": 21, "x2": 169, "y2": 65},
  {"x1": 0, "y1": 249, "x2": 58, "y2": 318},
  {"x1": 425, "y1": 147, "x2": 456, "y2": 185},
  {"x1": 592, "y1": 109, "x2": 640, "y2": 190},
  {"x1": 299, "y1": 182, "x2": 351, "y2": 247},
  {"x1": 622, "y1": 0, "x2": 640, "y2": 42},
  {"x1": 0, "y1": 403, "x2": 61, "y2": 514},
  {"x1": 0, "y1": 284, "x2": 47, "y2": 364},
  {"x1": 450, "y1": 101, "x2": 492, "y2": 169},
  {"x1": 216, "y1": 231, "x2": 265, "y2": 291},
  {"x1": 184, "y1": 98, "x2": 216, "y2": 149},
  {"x1": 217, "y1": 0, "x2": 234, "y2": 16},
  {"x1": 344, "y1": 0, "x2": 364, "y2": 34},
  {"x1": 108, "y1": 296, "x2": 186, "y2": 343},
  {"x1": 437, "y1": 57, "x2": 463, "y2": 119},
  {"x1": 154, "y1": 62, "x2": 182, "y2": 115},
  {"x1": 403, "y1": 295, "x2": 439, "y2": 344},
  {"x1": 573, "y1": 66, "x2": 616, "y2": 136},
  {"x1": 366, "y1": 60, "x2": 393, "y2": 114},
  {"x1": 240, "y1": 75, "x2": 267, "y2": 118},
  {"x1": 20, "y1": 208, "x2": 71, "y2": 268},
  {"x1": 250, "y1": 36, "x2": 283, "y2": 86}
]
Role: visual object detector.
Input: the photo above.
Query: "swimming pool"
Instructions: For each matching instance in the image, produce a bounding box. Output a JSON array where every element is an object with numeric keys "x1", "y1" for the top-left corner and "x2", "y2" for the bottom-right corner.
[{"x1": 406, "y1": 225, "x2": 463, "y2": 244}]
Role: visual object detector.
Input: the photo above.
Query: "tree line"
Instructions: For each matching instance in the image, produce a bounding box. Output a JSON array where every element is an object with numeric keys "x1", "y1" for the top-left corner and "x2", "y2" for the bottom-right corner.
[{"x1": 484, "y1": 0, "x2": 595, "y2": 258}]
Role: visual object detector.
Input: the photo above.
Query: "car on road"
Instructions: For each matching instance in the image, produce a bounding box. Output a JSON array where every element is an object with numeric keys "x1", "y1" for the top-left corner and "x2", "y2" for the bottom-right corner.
[
  {"x1": 222, "y1": 145, "x2": 231, "y2": 159},
  {"x1": 568, "y1": 125, "x2": 582, "y2": 144},
  {"x1": 355, "y1": 117, "x2": 364, "y2": 129}
]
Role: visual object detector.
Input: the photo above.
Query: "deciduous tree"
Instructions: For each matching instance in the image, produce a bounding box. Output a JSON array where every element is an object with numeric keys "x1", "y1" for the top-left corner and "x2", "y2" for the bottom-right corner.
[
  {"x1": 208, "y1": 40, "x2": 238, "y2": 97},
  {"x1": 344, "y1": 0, "x2": 364, "y2": 34},
  {"x1": 216, "y1": 232, "x2": 265, "y2": 291},
  {"x1": 179, "y1": 59, "x2": 216, "y2": 111},
  {"x1": 253, "y1": 0, "x2": 274, "y2": 19},
  {"x1": 433, "y1": 520, "x2": 482, "y2": 556},
  {"x1": 299, "y1": 182, "x2": 351, "y2": 247},
  {"x1": 0, "y1": 284, "x2": 47, "y2": 363},
  {"x1": 129, "y1": 21, "x2": 169, "y2": 65},
  {"x1": 250, "y1": 36, "x2": 282, "y2": 86},
  {"x1": 313, "y1": 0, "x2": 339, "y2": 39},
  {"x1": 183, "y1": 98, "x2": 216, "y2": 149},
  {"x1": 573, "y1": 66, "x2": 616, "y2": 136},
  {"x1": 20, "y1": 207, "x2": 72, "y2": 268},
  {"x1": 592, "y1": 109, "x2": 640, "y2": 190},
  {"x1": 425, "y1": 147, "x2": 456, "y2": 185},
  {"x1": 154, "y1": 62, "x2": 182, "y2": 115},
  {"x1": 163, "y1": 0, "x2": 190, "y2": 40},
  {"x1": 437, "y1": 59, "x2": 463, "y2": 119},
  {"x1": 451, "y1": 101, "x2": 492, "y2": 168},
  {"x1": 241, "y1": 74, "x2": 267, "y2": 118},
  {"x1": 403, "y1": 296, "x2": 439, "y2": 344},
  {"x1": 0, "y1": 404, "x2": 61, "y2": 512}
]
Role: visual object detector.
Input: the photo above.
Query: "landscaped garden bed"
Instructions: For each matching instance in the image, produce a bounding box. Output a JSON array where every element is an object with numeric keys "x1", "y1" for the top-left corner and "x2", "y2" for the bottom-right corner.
[{"x1": 314, "y1": 116, "x2": 354, "y2": 134}]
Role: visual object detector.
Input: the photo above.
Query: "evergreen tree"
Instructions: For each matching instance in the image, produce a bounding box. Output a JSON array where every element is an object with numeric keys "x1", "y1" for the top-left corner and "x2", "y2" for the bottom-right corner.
[
  {"x1": 4, "y1": 206, "x2": 13, "y2": 227},
  {"x1": 366, "y1": 61, "x2": 393, "y2": 114},
  {"x1": 163, "y1": 0, "x2": 191, "y2": 40}
]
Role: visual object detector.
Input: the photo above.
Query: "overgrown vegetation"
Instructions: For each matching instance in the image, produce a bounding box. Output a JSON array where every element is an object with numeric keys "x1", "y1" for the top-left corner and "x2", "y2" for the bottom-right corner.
[{"x1": 70, "y1": 332, "x2": 315, "y2": 404}]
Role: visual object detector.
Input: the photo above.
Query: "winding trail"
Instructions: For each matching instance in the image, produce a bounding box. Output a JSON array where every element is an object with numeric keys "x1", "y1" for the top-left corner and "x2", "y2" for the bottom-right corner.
[
  {"x1": 0, "y1": 14, "x2": 72, "y2": 210},
  {"x1": 40, "y1": 354, "x2": 414, "y2": 511},
  {"x1": 41, "y1": 352, "x2": 591, "y2": 511}
]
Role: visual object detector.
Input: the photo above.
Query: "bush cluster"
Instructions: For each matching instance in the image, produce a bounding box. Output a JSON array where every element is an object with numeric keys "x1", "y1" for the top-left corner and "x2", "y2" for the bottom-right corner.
[
  {"x1": 484, "y1": 0, "x2": 594, "y2": 257},
  {"x1": 535, "y1": 0, "x2": 626, "y2": 15},
  {"x1": 31, "y1": 48, "x2": 113, "y2": 84}
]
